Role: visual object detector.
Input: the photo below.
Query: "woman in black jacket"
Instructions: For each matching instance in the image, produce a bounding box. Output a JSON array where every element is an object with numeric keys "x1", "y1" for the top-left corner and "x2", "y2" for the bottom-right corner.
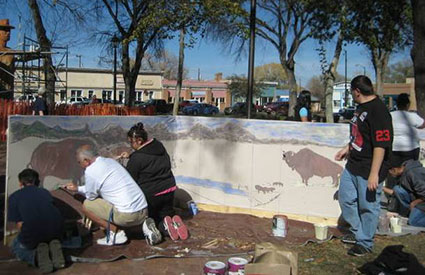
[{"x1": 122, "y1": 122, "x2": 188, "y2": 241}]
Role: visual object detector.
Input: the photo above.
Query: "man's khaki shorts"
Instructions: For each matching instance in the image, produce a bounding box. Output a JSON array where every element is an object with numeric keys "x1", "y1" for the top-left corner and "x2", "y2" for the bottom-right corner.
[{"x1": 83, "y1": 198, "x2": 148, "y2": 227}]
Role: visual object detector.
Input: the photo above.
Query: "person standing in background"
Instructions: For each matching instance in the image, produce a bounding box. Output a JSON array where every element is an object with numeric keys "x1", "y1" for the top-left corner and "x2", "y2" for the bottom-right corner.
[
  {"x1": 32, "y1": 87, "x2": 48, "y2": 116},
  {"x1": 294, "y1": 90, "x2": 311, "y2": 122}
]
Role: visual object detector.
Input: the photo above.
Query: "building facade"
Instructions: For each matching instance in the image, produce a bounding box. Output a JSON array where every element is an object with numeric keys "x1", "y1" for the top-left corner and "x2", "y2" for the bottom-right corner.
[{"x1": 14, "y1": 67, "x2": 163, "y2": 103}]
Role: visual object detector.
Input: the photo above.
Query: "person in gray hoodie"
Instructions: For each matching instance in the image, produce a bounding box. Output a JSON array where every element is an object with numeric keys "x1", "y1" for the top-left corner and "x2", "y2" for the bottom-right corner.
[{"x1": 383, "y1": 159, "x2": 425, "y2": 227}]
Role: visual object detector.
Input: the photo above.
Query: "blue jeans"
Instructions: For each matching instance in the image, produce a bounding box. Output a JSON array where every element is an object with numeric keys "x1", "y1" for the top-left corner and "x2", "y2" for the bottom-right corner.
[
  {"x1": 11, "y1": 237, "x2": 36, "y2": 266},
  {"x1": 338, "y1": 169, "x2": 382, "y2": 250},
  {"x1": 393, "y1": 185, "x2": 425, "y2": 227}
]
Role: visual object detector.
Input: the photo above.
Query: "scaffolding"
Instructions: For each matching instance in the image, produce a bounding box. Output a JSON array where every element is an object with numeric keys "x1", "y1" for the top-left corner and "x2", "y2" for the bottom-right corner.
[{"x1": 13, "y1": 35, "x2": 69, "y2": 100}]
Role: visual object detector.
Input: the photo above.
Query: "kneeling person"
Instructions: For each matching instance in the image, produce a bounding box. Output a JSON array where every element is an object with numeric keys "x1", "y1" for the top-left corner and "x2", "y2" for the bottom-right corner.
[
  {"x1": 65, "y1": 145, "x2": 162, "y2": 246},
  {"x1": 8, "y1": 169, "x2": 65, "y2": 273},
  {"x1": 384, "y1": 160, "x2": 425, "y2": 227}
]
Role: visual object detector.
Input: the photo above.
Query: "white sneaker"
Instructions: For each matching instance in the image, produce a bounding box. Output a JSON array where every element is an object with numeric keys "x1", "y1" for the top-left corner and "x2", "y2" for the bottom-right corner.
[
  {"x1": 96, "y1": 230, "x2": 128, "y2": 246},
  {"x1": 142, "y1": 218, "x2": 162, "y2": 245}
]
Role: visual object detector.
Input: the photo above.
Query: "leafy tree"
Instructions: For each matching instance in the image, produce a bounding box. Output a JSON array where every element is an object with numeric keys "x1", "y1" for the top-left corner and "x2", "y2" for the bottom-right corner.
[
  {"x1": 347, "y1": 0, "x2": 412, "y2": 97},
  {"x1": 254, "y1": 63, "x2": 287, "y2": 85},
  {"x1": 411, "y1": 0, "x2": 425, "y2": 116},
  {"x1": 227, "y1": 74, "x2": 265, "y2": 101},
  {"x1": 384, "y1": 59, "x2": 414, "y2": 83}
]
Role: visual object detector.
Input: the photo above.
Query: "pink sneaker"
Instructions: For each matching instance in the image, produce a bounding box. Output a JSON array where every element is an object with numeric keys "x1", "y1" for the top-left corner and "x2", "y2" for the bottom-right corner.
[
  {"x1": 163, "y1": 216, "x2": 179, "y2": 241},
  {"x1": 172, "y1": 215, "x2": 189, "y2": 240}
]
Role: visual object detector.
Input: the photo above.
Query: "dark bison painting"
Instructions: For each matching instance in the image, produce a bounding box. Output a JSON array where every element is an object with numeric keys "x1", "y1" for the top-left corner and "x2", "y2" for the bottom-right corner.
[
  {"x1": 282, "y1": 148, "x2": 343, "y2": 186},
  {"x1": 28, "y1": 138, "x2": 96, "y2": 186}
]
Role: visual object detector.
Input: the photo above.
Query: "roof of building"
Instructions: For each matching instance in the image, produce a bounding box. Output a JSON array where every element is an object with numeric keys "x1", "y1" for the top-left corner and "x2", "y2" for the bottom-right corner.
[{"x1": 163, "y1": 79, "x2": 228, "y2": 89}]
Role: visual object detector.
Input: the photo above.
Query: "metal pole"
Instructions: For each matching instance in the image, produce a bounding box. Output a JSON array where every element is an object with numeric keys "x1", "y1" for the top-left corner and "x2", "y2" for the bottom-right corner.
[
  {"x1": 344, "y1": 49, "x2": 348, "y2": 107},
  {"x1": 113, "y1": 44, "x2": 117, "y2": 104},
  {"x1": 247, "y1": 0, "x2": 256, "y2": 119},
  {"x1": 65, "y1": 45, "x2": 68, "y2": 102}
]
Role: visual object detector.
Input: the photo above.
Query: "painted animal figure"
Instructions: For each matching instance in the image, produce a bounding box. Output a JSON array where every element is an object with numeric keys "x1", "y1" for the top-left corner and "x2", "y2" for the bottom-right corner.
[
  {"x1": 255, "y1": 185, "x2": 275, "y2": 194},
  {"x1": 272, "y1": 182, "x2": 284, "y2": 187},
  {"x1": 282, "y1": 148, "x2": 343, "y2": 186},
  {"x1": 28, "y1": 138, "x2": 96, "y2": 186}
]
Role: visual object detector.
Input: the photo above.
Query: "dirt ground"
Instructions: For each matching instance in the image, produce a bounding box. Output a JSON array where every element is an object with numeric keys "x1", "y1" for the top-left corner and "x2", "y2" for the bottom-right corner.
[{"x1": 1, "y1": 141, "x2": 425, "y2": 274}]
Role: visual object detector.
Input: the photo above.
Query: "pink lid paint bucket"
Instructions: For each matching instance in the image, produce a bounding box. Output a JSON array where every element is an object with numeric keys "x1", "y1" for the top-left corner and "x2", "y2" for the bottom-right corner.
[
  {"x1": 227, "y1": 257, "x2": 249, "y2": 275},
  {"x1": 203, "y1": 261, "x2": 226, "y2": 275}
]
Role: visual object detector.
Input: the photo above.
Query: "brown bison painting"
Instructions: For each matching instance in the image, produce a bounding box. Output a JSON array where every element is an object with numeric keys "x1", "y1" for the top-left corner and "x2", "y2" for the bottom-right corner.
[
  {"x1": 282, "y1": 148, "x2": 343, "y2": 186},
  {"x1": 28, "y1": 138, "x2": 96, "y2": 186}
]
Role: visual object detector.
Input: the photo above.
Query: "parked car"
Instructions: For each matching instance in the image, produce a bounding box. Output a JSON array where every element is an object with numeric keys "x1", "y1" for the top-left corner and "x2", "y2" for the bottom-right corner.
[
  {"x1": 66, "y1": 96, "x2": 88, "y2": 105},
  {"x1": 183, "y1": 103, "x2": 219, "y2": 115},
  {"x1": 224, "y1": 102, "x2": 259, "y2": 115},
  {"x1": 139, "y1": 99, "x2": 173, "y2": 114},
  {"x1": 14, "y1": 94, "x2": 36, "y2": 102},
  {"x1": 335, "y1": 107, "x2": 356, "y2": 122},
  {"x1": 179, "y1": 99, "x2": 198, "y2": 110},
  {"x1": 264, "y1": 102, "x2": 289, "y2": 116}
]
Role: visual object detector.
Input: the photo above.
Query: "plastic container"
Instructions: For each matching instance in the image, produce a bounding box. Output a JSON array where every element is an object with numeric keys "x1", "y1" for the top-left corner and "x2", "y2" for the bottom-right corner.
[
  {"x1": 314, "y1": 224, "x2": 328, "y2": 240},
  {"x1": 272, "y1": 215, "x2": 288, "y2": 237}
]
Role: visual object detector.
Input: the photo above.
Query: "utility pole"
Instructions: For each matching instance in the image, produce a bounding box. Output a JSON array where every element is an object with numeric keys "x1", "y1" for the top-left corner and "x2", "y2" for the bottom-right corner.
[
  {"x1": 344, "y1": 49, "x2": 348, "y2": 107},
  {"x1": 246, "y1": 0, "x2": 256, "y2": 119},
  {"x1": 76, "y1": 54, "x2": 82, "y2": 68},
  {"x1": 112, "y1": 36, "x2": 119, "y2": 104}
]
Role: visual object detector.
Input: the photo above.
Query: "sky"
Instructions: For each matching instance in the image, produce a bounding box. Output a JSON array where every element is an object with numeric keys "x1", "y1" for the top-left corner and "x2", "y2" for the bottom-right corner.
[{"x1": 2, "y1": 1, "x2": 411, "y2": 87}]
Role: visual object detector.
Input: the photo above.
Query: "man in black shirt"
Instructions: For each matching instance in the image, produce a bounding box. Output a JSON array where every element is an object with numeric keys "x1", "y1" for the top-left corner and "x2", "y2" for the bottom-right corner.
[
  {"x1": 8, "y1": 169, "x2": 64, "y2": 273},
  {"x1": 335, "y1": 75, "x2": 393, "y2": 256}
]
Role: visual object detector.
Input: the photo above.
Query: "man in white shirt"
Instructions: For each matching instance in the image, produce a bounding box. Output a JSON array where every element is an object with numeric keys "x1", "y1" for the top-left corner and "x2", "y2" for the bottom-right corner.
[{"x1": 65, "y1": 145, "x2": 162, "y2": 246}]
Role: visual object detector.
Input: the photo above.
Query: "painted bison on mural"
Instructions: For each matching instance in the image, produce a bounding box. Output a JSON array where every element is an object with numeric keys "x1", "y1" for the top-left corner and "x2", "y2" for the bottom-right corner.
[
  {"x1": 282, "y1": 148, "x2": 343, "y2": 186},
  {"x1": 28, "y1": 138, "x2": 96, "y2": 186}
]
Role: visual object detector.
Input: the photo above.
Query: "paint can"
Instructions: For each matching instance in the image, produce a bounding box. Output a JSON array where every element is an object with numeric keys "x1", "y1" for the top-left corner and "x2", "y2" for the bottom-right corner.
[
  {"x1": 272, "y1": 215, "x2": 288, "y2": 237},
  {"x1": 187, "y1": 200, "x2": 198, "y2": 215},
  {"x1": 203, "y1": 261, "x2": 226, "y2": 275},
  {"x1": 227, "y1": 257, "x2": 248, "y2": 275}
]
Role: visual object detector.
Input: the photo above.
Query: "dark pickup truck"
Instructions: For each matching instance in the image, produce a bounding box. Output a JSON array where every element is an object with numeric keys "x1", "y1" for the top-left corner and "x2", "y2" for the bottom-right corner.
[{"x1": 140, "y1": 99, "x2": 173, "y2": 114}]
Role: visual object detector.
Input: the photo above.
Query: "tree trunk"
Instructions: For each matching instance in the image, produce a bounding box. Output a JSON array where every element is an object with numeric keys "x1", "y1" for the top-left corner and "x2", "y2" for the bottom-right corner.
[
  {"x1": 173, "y1": 28, "x2": 185, "y2": 116},
  {"x1": 286, "y1": 68, "x2": 297, "y2": 118},
  {"x1": 411, "y1": 0, "x2": 425, "y2": 117},
  {"x1": 122, "y1": 40, "x2": 142, "y2": 107},
  {"x1": 28, "y1": 0, "x2": 56, "y2": 105},
  {"x1": 324, "y1": 33, "x2": 344, "y2": 123},
  {"x1": 371, "y1": 49, "x2": 390, "y2": 98}
]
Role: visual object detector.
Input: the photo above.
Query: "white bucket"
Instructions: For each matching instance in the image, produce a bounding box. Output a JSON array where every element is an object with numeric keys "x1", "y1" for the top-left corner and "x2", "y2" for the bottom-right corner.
[
  {"x1": 314, "y1": 224, "x2": 328, "y2": 240},
  {"x1": 390, "y1": 217, "x2": 402, "y2": 233}
]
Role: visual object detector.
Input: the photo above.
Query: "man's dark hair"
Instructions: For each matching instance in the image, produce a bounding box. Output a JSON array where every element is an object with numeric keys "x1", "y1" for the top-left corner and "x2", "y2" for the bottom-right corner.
[
  {"x1": 396, "y1": 93, "x2": 410, "y2": 110},
  {"x1": 351, "y1": 75, "x2": 374, "y2": 96},
  {"x1": 18, "y1": 168, "x2": 40, "y2": 187}
]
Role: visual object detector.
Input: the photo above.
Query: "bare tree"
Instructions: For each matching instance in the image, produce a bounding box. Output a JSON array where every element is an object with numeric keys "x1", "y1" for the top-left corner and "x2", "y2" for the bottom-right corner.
[
  {"x1": 95, "y1": 0, "x2": 176, "y2": 106},
  {"x1": 27, "y1": 0, "x2": 56, "y2": 105},
  {"x1": 142, "y1": 50, "x2": 188, "y2": 80},
  {"x1": 208, "y1": 0, "x2": 317, "y2": 118}
]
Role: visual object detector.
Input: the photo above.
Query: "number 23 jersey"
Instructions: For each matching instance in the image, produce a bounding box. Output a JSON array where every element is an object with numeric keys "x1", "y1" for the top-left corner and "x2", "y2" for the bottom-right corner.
[{"x1": 346, "y1": 96, "x2": 393, "y2": 182}]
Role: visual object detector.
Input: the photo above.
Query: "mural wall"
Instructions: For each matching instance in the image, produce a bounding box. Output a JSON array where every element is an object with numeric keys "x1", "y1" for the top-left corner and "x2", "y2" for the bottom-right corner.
[{"x1": 9, "y1": 115, "x2": 424, "y2": 222}]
